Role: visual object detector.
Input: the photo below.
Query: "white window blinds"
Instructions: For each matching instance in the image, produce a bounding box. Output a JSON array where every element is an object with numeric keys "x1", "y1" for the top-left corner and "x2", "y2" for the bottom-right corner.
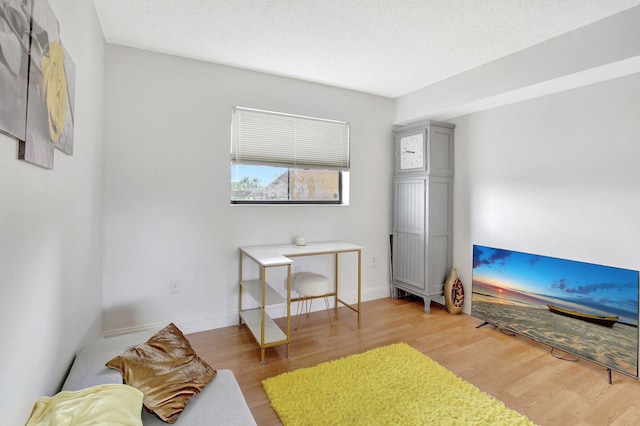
[{"x1": 231, "y1": 107, "x2": 350, "y2": 170}]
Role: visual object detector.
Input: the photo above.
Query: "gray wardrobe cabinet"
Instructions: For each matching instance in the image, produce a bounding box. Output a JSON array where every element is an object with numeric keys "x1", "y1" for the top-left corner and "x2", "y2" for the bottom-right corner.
[{"x1": 391, "y1": 121, "x2": 454, "y2": 313}]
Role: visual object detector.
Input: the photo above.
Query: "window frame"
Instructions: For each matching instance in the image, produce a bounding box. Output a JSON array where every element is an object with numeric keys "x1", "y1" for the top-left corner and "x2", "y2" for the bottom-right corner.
[
  {"x1": 230, "y1": 107, "x2": 350, "y2": 205},
  {"x1": 231, "y1": 168, "x2": 344, "y2": 205}
]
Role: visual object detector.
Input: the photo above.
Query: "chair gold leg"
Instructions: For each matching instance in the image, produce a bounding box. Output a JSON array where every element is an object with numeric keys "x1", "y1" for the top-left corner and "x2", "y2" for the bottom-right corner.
[
  {"x1": 306, "y1": 299, "x2": 313, "y2": 318},
  {"x1": 295, "y1": 297, "x2": 304, "y2": 330},
  {"x1": 323, "y1": 297, "x2": 334, "y2": 327},
  {"x1": 296, "y1": 295, "x2": 334, "y2": 328}
]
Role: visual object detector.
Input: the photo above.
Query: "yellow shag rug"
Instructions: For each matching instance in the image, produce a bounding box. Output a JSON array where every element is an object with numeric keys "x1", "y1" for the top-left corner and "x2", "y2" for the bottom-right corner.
[{"x1": 263, "y1": 343, "x2": 535, "y2": 425}]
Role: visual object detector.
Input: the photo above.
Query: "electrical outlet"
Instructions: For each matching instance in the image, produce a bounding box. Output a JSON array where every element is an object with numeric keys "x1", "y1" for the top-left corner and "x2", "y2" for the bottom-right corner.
[
  {"x1": 371, "y1": 257, "x2": 377, "y2": 269},
  {"x1": 169, "y1": 280, "x2": 180, "y2": 293}
]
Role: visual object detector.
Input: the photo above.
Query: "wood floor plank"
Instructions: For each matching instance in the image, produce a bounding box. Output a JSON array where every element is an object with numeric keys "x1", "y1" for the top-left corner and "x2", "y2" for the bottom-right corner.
[{"x1": 187, "y1": 297, "x2": 640, "y2": 425}]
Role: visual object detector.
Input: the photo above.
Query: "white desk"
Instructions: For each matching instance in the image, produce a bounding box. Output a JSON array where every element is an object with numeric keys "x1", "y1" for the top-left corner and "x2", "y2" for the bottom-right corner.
[{"x1": 239, "y1": 241, "x2": 362, "y2": 363}]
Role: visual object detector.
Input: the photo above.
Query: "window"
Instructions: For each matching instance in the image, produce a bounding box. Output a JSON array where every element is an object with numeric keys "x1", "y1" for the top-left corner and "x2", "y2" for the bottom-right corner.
[{"x1": 230, "y1": 107, "x2": 350, "y2": 204}]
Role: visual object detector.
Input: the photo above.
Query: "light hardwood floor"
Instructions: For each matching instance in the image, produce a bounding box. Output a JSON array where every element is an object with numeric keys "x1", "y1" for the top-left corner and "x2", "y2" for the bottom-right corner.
[{"x1": 187, "y1": 297, "x2": 640, "y2": 425}]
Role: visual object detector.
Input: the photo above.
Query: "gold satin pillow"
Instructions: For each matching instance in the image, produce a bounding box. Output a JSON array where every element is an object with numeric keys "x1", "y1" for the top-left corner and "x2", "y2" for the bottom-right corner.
[{"x1": 106, "y1": 323, "x2": 217, "y2": 424}]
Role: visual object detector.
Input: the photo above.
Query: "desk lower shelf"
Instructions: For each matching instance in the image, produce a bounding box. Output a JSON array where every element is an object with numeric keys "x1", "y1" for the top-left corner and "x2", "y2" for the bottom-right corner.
[
  {"x1": 239, "y1": 308, "x2": 288, "y2": 346},
  {"x1": 240, "y1": 279, "x2": 286, "y2": 306}
]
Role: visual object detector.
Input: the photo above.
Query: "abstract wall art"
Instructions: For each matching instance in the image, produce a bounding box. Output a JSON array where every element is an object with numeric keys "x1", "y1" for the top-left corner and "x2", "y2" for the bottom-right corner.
[
  {"x1": 0, "y1": 0, "x2": 75, "y2": 169},
  {"x1": 0, "y1": 0, "x2": 32, "y2": 141}
]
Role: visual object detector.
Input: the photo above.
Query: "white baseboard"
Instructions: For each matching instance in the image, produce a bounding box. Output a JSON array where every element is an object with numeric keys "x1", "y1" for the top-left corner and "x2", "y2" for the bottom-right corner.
[
  {"x1": 102, "y1": 322, "x2": 168, "y2": 338},
  {"x1": 102, "y1": 313, "x2": 240, "y2": 338},
  {"x1": 103, "y1": 284, "x2": 392, "y2": 337}
]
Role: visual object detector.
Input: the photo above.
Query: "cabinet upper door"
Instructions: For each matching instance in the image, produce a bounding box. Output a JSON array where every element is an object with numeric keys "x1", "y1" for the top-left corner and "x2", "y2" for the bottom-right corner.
[
  {"x1": 393, "y1": 122, "x2": 454, "y2": 177},
  {"x1": 394, "y1": 130, "x2": 427, "y2": 174},
  {"x1": 429, "y1": 125, "x2": 454, "y2": 176}
]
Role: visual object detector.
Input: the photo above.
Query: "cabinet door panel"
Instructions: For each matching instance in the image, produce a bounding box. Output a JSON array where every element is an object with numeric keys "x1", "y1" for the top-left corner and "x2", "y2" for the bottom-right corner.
[
  {"x1": 427, "y1": 235, "x2": 449, "y2": 295},
  {"x1": 426, "y1": 178, "x2": 452, "y2": 295},
  {"x1": 393, "y1": 178, "x2": 426, "y2": 290},
  {"x1": 394, "y1": 232, "x2": 425, "y2": 290},
  {"x1": 428, "y1": 178, "x2": 451, "y2": 234},
  {"x1": 395, "y1": 178, "x2": 425, "y2": 233}
]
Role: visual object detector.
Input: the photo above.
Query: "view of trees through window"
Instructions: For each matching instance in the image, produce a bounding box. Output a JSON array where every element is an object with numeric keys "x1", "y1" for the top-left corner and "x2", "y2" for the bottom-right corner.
[{"x1": 231, "y1": 164, "x2": 343, "y2": 203}]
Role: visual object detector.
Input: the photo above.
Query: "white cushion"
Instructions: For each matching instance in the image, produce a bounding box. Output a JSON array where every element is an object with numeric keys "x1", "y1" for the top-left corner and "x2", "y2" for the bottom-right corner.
[
  {"x1": 62, "y1": 328, "x2": 162, "y2": 392},
  {"x1": 293, "y1": 272, "x2": 332, "y2": 297},
  {"x1": 61, "y1": 329, "x2": 257, "y2": 425}
]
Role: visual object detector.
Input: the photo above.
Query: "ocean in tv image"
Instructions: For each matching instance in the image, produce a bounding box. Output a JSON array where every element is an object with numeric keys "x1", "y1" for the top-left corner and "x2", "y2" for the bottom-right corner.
[{"x1": 472, "y1": 245, "x2": 639, "y2": 377}]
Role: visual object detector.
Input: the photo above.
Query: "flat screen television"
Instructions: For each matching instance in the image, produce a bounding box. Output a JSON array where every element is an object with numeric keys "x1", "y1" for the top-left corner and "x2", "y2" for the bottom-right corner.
[{"x1": 472, "y1": 245, "x2": 639, "y2": 378}]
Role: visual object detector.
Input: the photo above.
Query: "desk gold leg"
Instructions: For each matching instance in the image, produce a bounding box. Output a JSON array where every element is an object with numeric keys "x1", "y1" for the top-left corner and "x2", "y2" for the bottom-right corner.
[
  {"x1": 238, "y1": 252, "x2": 243, "y2": 326},
  {"x1": 287, "y1": 264, "x2": 291, "y2": 358},
  {"x1": 334, "y1": 253, "x2": 339, "y2": 311},
  {"x1": 357, "y1": 249, "x2": 362, "y2": 323}
]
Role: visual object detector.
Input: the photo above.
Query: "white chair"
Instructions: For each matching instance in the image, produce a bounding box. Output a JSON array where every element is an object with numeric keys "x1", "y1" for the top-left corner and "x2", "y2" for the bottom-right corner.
[{"x1": 292, "y1": 272, "x2": 334, "y2": 329}]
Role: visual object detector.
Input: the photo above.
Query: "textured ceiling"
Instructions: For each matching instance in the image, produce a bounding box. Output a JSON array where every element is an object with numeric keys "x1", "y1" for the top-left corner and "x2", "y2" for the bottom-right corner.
[{"x1": 92, "y1": 0, "x2": 640, "y2": 98}]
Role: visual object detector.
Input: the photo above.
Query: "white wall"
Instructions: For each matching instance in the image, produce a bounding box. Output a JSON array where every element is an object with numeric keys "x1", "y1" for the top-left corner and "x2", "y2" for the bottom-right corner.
[
  {"x1": 101, "y1": 46, "x2": 395, "y2": 335},
  {"x1": 396, "y1": 5, "x2": 640, "y2": 124},
  {"x1": 0, "y1": 1, "x2": 105, "y2": 424},
  {"x1": 451, "y1": 72, "x2": 640, "y2": 314}
]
